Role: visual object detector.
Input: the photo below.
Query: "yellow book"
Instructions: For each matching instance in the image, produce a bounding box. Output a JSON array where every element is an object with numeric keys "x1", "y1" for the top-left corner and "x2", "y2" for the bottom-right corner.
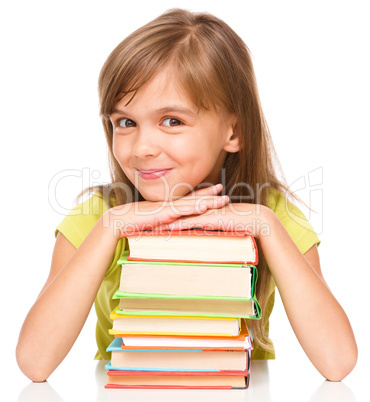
[{"x1": 109, "y1": 307, "x2": 241, "y2": 337}]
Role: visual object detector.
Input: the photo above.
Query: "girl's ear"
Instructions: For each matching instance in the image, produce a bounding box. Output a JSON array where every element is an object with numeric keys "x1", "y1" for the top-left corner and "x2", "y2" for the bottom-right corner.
[{"x1": 223, "y1": 114, "x2": 240, "y2": 153}]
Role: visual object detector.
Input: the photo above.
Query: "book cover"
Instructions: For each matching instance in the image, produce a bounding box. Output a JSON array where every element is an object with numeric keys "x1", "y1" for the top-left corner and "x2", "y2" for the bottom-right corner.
[
  {"x1": 106, "y1": 338, "x2": 250, "y2": 372},
  {"x1": 104, "y1": 338, "x2": 251, "y2": 389},
  {"x1": 105, "y1": 370, "x2": 250, "y2": 389},
  {"x1": 114, "y1": 317, "x2": 251, "y2": 347},
  {"x1": 109, "y1": 307, "x2": 241, "y2": 337},
  {"x1": 117, "y1": 251, "x2": 258, "y2": 299},
  {"x1": 113, "y1": 292, "x2": 261, "y2": 319},
  {"x1": 122, "y1": 229, "x2": 258, "y2": 264}
]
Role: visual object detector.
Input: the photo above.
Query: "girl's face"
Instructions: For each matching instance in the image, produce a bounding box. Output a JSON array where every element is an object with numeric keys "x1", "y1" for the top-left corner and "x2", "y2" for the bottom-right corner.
[{"x1": 110, "y1": 68, "x2": 238, "y2": 202}]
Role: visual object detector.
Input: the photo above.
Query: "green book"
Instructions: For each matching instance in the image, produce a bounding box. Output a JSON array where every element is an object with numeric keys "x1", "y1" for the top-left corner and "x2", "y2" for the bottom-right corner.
[
  {"x1": 113, "y1": 292, "x2": 261, "y2": 320},
  {"x1": 114, "y1": 252, "x2": 261, "y2": 320},
  {"x1": 117, "y1": 252, "x2": 258, "y2": 300}
]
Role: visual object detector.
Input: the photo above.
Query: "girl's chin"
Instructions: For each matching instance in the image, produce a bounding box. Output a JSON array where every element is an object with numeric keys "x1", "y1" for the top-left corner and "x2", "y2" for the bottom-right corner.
[
  {"x1": 139, "y1": 185, "x2": 196, "y2": 202},
  {"x1": 138, "y1": 189, "x2": 173, "y2": 202},
  {"x1": 141, "y1": 193, "x2": 179, "y2": 203}
]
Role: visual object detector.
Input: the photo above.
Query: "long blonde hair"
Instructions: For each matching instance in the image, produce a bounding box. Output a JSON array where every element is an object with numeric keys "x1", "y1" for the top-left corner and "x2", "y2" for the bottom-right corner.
[{"x1": 92, "y1": 8, "x2": 293, "y2": 355}]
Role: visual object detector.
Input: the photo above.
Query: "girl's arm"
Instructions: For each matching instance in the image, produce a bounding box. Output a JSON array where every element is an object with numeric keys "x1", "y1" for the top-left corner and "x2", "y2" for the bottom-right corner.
[
  {"x1": 161, "y1": 204, "x2": 358, "y2": 381},
  {"x1": 16, "y1": 217, "x2": 122, "y2": 382},
  {"x1": 16, "y1": 185, "x2": 229, "y2": 382},
  {"x1": 260, "y1": 207, "x2": 357, "y2": 381}
]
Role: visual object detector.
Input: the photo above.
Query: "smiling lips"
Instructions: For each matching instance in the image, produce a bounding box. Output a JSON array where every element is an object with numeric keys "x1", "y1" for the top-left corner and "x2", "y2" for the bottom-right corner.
[{"x1": 137, "y1": 168, "x2": 172, "y2": 180}]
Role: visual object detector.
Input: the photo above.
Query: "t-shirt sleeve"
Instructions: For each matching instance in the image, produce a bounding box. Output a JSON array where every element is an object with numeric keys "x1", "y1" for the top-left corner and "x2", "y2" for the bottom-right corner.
[
  {"x1": 268, "y1": 190, "x2": 320, "y2": 255},
  {"x1": 55, "y1": 193, "x2": 109, "y2": 249}
]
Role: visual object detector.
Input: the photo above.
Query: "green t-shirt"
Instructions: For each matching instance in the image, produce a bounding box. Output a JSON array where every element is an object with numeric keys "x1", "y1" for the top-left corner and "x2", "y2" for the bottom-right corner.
[{"x1": 55, "y1": 189, "x2": 320, "y2": 360}]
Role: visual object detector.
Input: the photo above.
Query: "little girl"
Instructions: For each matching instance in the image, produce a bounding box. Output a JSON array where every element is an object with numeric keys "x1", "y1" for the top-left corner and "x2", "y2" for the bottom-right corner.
[{"x1": 16, "y1": 9, "x2": 357, "y2": 382}]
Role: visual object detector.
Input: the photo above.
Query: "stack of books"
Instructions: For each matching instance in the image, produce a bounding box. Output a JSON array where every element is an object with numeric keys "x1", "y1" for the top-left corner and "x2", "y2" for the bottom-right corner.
[{"x1": 105, "y1": 229, "x2": 260, "y2": 389}]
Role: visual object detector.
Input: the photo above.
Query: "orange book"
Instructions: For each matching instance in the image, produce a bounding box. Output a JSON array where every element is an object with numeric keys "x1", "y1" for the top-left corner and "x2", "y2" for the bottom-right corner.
[
  {"x1": 116, "y1": 318, "x2": 252, "y2": 351},
  {"x1": 105, "y1": 369, "x2": 250, "y2": 389}
]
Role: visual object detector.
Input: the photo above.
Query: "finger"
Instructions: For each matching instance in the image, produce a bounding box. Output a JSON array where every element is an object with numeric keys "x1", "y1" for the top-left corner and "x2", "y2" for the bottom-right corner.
[
  {"x1": 171, "y1": 195, "x2": 229, "y2": 214},
  {"x1": 158, "y1": 222, "x2": 206, "y2": 231},
  {"x1": 197, "y1": 195, "x2": 229, "y2": 210},
  {"x1": 163, "y1": 214, "x2": 220, "y2": 231},
  {"x1": 182, "y1": 183, "x2": 223, "y2": 199},
  {"x1": 165, "y1": 202, "x2": 210, "y2": 219}
]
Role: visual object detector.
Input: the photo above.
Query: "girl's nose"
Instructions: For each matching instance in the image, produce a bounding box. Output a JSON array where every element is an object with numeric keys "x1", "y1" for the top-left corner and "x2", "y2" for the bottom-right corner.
[{"x1": 132, "y1": 127, "x2": 161, "y2": 159}]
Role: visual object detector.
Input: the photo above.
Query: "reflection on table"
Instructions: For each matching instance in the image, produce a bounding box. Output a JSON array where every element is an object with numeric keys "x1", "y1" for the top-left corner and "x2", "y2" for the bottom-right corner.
[{"x1": 16, "y1": 360, "x2": 357, "y2": 402}]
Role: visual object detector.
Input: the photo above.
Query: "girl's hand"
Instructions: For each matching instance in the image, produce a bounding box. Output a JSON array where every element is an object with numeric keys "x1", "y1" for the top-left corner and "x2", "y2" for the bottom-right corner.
[
  {"x1": 156, "y1": 202, "x2": 271, "y2": 238},
  {"x1": 105, "y1": 183, "x2": 230, "y2": 238}
]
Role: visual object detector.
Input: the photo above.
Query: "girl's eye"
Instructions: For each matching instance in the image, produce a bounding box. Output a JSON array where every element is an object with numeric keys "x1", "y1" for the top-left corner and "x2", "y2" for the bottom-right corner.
[
  {"x1": 119, "y1": 118, "x2": 136, "y2": 128},
  {"x1": 162, "y1": 118, "x2": 183, "y2": 127}
]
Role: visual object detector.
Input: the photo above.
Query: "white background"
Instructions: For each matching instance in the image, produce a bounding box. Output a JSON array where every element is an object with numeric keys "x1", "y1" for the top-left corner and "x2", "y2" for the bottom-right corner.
[{"x1": 1, "y1": 0, "x2": 369, "y2": 400}]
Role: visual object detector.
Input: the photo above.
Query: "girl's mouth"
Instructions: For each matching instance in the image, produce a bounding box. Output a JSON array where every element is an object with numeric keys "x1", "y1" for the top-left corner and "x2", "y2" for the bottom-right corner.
[{"x1": 137, "y1": 169, "x2": 172, "y2": 180}]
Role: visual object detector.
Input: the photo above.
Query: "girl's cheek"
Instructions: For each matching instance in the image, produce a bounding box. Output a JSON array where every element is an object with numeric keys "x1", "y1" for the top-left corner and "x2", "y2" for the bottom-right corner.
[{"x1": 112, "y1": 136, "x2": 129, "y2": 161}]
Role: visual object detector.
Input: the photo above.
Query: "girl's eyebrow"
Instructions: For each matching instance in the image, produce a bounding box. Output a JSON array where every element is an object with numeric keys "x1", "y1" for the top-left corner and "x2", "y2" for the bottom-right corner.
[
  {"x1": 110, "y1": 105, "x2": 198, "y2": 117},
  {"x1": 110, "y1": 109, "x2": 127, "y2": 116},
  {"x1": 155, "y1": 106, "x2": 198, "y2": 117}
]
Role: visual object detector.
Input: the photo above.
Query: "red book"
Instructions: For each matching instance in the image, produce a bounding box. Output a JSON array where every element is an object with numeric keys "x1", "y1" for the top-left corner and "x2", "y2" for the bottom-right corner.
[
  {"x1": 121, "y1": 229, "x2": 258, "y2": 265},
  {"x1": 105, "y1": 369, "x2": 250, "y2": 389}
]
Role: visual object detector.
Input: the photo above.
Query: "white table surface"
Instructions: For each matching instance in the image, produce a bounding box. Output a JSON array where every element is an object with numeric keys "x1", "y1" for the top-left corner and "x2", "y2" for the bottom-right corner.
[{"x1": 12, "y1": 353, "x2": 366, "y2": 402}]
